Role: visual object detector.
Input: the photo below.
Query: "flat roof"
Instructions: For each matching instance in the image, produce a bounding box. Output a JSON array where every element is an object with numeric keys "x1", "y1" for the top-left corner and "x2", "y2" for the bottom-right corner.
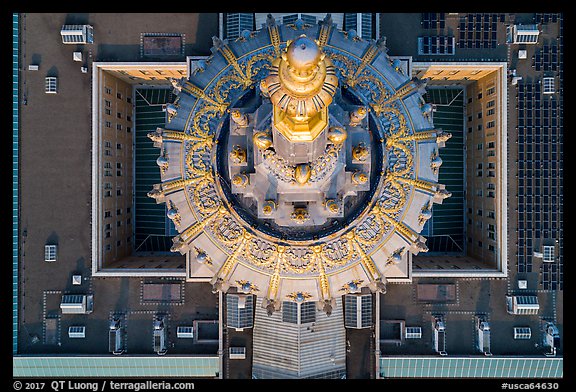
[
  {"x1": 379, "y1": 357, "x2": 563, "y2": 378},
  {"x1": 13, "y1": 356, "x2": 219, "y2": 378}
]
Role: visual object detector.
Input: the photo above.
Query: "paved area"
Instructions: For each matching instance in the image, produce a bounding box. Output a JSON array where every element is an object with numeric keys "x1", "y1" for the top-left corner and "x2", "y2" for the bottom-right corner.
[{"x1": 17, "y1": 13, "x2": 219, "y2": 355}]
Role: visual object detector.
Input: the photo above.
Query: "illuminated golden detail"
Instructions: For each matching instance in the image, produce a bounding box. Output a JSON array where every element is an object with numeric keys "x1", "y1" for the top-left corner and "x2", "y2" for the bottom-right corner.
[
  {"x1": 352, "y1": 143, "x2": 369, "y2": 161},
  {"x1": 266, "y1": 245, "x2": 285, "y2": 301},
  {"x1": 182, "y1": 81, "x2": 228, "y2": 114},
  {"x1": 259, "y1": 79, "x2": 270, "y2": 97},
  {"x1": 349, "y1": 106, "x2": 367, "y2": 127},
  {"x1": 236, "y1": 279, "x2": 260, "y2": 294},
  {"x1": 262, "y1": 200, "x2": 276, "y2": 216},
  {"x1": 352, "y1": 171, "x2": 368, "y2": 185},
  {"x1": 215, "y1": 231, "x2": 251, "y2": 282},
  {"x1": 252, "y1": 131, "x2": 273, "y2": 150},
  {"x1": 167, "y1": 201, "x2": 181, "y2": 226},
  {"x1": 327, "y1": 126, "x2": 347, "y2": 144},
  {"x1": 320, "y1": 239, "x2": 354, "y2": 269},
  {"x1": 312, "y1": 245, "x2": 330, "y2": 300},
  {"x1": 294, "y1": 163, "x2": 312, "y2": 185},
  {"x1": 325, "y1": 199, "x2": 339, "y2": 213},
  {"x1": 385, "y1": 247, "x2": 405, "y2": 266},
  {"x1": 371, "y1": 79, "x2": 422, "y2": 113},
  {"x1": 347, "y1": 44, "x2": 379, "y2": 88},
  {"x1": 267, "y1": 23, "x2": 281, "y2": 56},
  {"x1": 339, "y1": 279, "x2": 364, "y2": 293},
  {"x1": 264, "y1": 35, "x2": 338, "y2": 142},
  {"x1": 217, "y1": 44, "x2": 251, "y2": 88},
  {"x1": 170, "y1": 206, "x2": 226, "y2": 253},
  {"x1": 232, "y1": 173, "x2": 249, "y2": 187},
  {"x1": 245, "y1": 238, "x2": 276, "y2": 268},
  {"x1": 231, "y1": 110, "x2": 249, "y2": 127},
  {"x1": 229, "y1": 145, "x2": 247, "y2": 164},
  {"x1": 286, "y1": 291, "x2": 313, "y2": 302},
  {"x1": 290, "y1": 207, "x2": 310, "y2": 224},
  {"x1": 418, "y1": 201, "x2": 433, "y2": 226},
  {"x1": 380, "y1": 211, "x2": 419, "y2": 242},
  {"x1": 387, "y1": 171, "x2": 438, "y2": 193},
  {"x1": 193, "y1": 246, "x2": 213, "y2": 266},
  {"x1": 283, "y1": 247, "x2": 315, "y2": 274},
  {"x1": 317, "y1": 19, "x2": 332, "y2": 48},
  {"x1": 347, "y1": 231, "x2": 380, "y2": 282}
]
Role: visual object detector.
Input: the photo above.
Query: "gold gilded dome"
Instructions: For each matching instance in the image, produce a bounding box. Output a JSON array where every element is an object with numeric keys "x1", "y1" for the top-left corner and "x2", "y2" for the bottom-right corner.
[
  {"x1": 327, "y1": 126, "x2": 347, "y2": 144},
  {"x1": 294, "y1": 163, "x2": 312, "y2": 185},
  {"x1": 285, "y1": 35, "x2": 323, "y2": 78},
  {"x1": 253, "y1": 131, "x2": 273, "y2": 150}
]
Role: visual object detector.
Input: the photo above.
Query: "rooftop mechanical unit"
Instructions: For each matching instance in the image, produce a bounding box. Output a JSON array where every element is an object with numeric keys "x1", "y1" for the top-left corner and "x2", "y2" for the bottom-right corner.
[
  {"x1": 543, "y1": 322, "x2": 560, "y2": 357},
  {"x1": 476, "y1": 316, "x2": 492, "y2": 356},
  {"x1": 153, "y1": 316, "x2": 167, "y2": 355},
  {"x1": 506, "y1": 295, "x2": 539, "y2": 315},
  {"x1": 60, "y1": 25, "x2": 93, "y2": 44},
  {"x1": 109, "y1": 317, "x2": 124, "y2": 355},
  {"x1": 432, "y1": 315, "x2": 447, "y2": 356},
  {"x1": 60, "y1": 294, "x2": 93, "y2": 314},
  {"x1": 176, "y1": 326, "x2": 194, "y2": 338}
]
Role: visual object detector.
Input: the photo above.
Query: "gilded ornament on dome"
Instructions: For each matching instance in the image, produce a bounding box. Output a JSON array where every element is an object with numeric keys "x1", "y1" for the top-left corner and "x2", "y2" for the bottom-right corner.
[
  {"x1": 290, "y1": 207, "x2": 310, "y2": 224},
  {"x1": 349, "y1": 106, "x2": 367, "y2": 127},
  {"x1": 253, "y1": 131, "x2": 273, "y2": 150},
  {"x1": 352, "y1": 143, "x2": 369, "y2": 161},
  {"x1": 294, "y1": 163, "x2": 312, "y2": 185},
  {"x1": 229, "y1": 145, "x2": 247, "y2": 164},
  {"x1": 262, "y1": 200, "x2": 276, "y2": 216},
  {"x1": 232, "y1": 173, "x2": 249, "y2": 187},
  {"x1": 352, "y1": 170, "x2": 368, "y2": 185},
  {"x1": 327, "y1": 126, "x2": 347, "y2": 144},
  {"x1": 286, "y1": 291, "x2": 312, "y2": 302},
  {"x1": 230, "y1": 110, "x2": 249, "y2": 127}
]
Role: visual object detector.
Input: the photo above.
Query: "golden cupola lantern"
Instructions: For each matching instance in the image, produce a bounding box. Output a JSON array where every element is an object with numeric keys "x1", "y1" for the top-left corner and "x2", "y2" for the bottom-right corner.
[{"x1": 263, "y1": 34, "x2": 338, "y2": 143}]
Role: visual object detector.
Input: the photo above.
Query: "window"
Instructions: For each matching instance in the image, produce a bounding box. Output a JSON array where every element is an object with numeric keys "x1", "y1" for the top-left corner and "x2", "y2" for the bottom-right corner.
[
  {"x1": 105, "y1": 108, "x2": 111, "y2": 115},
  {"x1": 105, "y1": 224, "x2": 111, "y2": 230},
  {"x1": 116, "y1": 188, "x2": 122, "y2": 196},
  {"x1": 104, "y1": 150, "x2": 112, "y2": 157},
  {"x1": 543, "y1": 77, "x2": 554, "y2": 94},
  {"x1": 488, "y1": 224, "x2": 496, "y2": 232},
  {"x1": 488, "y1": 162, "x2": 495, "y2": 169},
  {"x1": 468, "y1": 115, "x2": 473, "y2": 122},
  {"x1": 104, "y1": 162, "x2": 111, "y2": 169},
  {"x1": 477, "y1": 92, "x2": 483, "y2": 100},
  {"x1": 117, "y1": 92, "x2": 122, "y2": 100},
  {"x1": 104, "y1": 141, "x2": 111, "y2": 148},
  {"x1": 117, "y1": 208, "x2": 122, "y2": 215},
  {"x1": 104, "y1": 169, "x2": 112, "y2": 176},
  {"x1": 117, "y1": 170, "x2": 122, "y2": 177},
  {"x1": 116, "y1": 163, "x2": 122, "y2": 169},
  {"x1": 488, "y1": 170, "x2": 495, "y2": 177},
  {"x1": 468, "y1": 97, "x2": 473, "y2": 103},
  {"x1": 477, "y1": 143, "x2": 483, "y2": 150},
  {"x1": 105, "y1": 86, "x2": 112, "y2": 95},
  {"x1": 487, "y1": 108, "x2": 495, "y2": 116},
  {"x1": 105, "y1": 121, "x2": 111, "y2": 128},
  {"x1": 116, "y1": 123, "x2": 122, "y2": 131},
  {"x1": 117, "y1": 112, "x2": 122, "y2": 119},
  {"x1": 487, "y1": 183, "x2": 495, "y2": 190},
  {"x1": 477, "y1": 163, "x2": 483, "y2": 170},
  {"x1": 477, "y1": 112, "x2": 483, "y2": 119},
  {"x1": 126, "y1": 126, "x2": 131, "y2": 133},
  {"x1": 477, "y1": 221, "x2": 483, "y2": 229},
  {"x1": 477, "y1": 124, "x2": 483, "y2": 131},
  {"x1": 477, "y1": 189, "x2": 483, "y2": 196},
  {"x1": 105, "y1": 231, "x2": 111, "y2": 238},
  {"x1": 105, "y1": 210, "x2": 111, "y2": 218},
  {"x1": 488, "y1": 232, "x2": 496, "y2": 240},
  {"x1": 477, "y1": 209, "x2": 483, "y2": 216},
  {"x1": 488, "y1": 244, "x2": 495, "y2": 252},
  {"x1": 105, "y1": 244, "x2": 111, "y2": 251},
  {"x1": 104, "y1": 190, "x2": 112, "y2": 197},
  {"x1": 487, "y1": 100, "x2": 495, "y2": 108},
  {"x1": 126, "y1": 218, "x2": 131, "y2": 225},
  {"x1": 126, "y1": 96, "x2": 132, "y2": 104},
  {"x1": 477, "y1": 170, "x2": 483, "y2": 177},
  {"x1": 126, "y1": 115, "x2": 132, "y2": 122},
  {"x1": 44, "y1": 245, "x2": 57, "y2": 262},
  {"x1": 116, "y1": 240, "x2": 122, "y2": 247},
  {"x1": 105, "y1": 99, "x2": 111, "y2": 108},
  {"x1": 117, "y1": 220, "x2": 122, "y2": 227},
  {"x1": 117, "y1": 143, "x2": 122, "y2": 150},
  {"x1": 478, "y1": 241, "x2": 483, "y2": 247},
  {"x1": 139, "y1": 70, "x2": 151, "y2": 75},
  {"x1": 126, "y1": 207, "x2": 131, "y2": 214},
  {"x1": 487, "y1": 86, "x2": 495, "y2": 95},
  {"x1": 468, "y1": 127, "x2": 473, "y2": 133},
  {"x1": 487, "y1": 120, "x2": 496, "y2": 129}
]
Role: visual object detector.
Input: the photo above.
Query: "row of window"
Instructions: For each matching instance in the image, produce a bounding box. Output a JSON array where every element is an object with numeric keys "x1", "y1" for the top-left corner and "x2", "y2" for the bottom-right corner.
[
  {"x1": 104, "y1": 87, "x2": 132, "y2": 103},
  {"x1": 104, "y1": 207, "x2": 131, "y2": 218},
  {"x1": 105, "y1": 121, "x2": 131, "y2": 132},
  {"x1": 468, "y1": 237, "x2": 496, "y2": 251},
  {"x1": 104, "y1": 237, "x2": 132, "y2": 251},
  {"x1": 468, "y1": 208, "x2": 496, "y2": 219}
]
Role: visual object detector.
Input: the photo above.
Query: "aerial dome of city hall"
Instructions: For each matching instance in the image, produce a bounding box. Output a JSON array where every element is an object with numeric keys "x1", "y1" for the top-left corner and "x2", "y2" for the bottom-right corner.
[{"x1": 148, "y1": 13, "x2": 451, "y2": 314}]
